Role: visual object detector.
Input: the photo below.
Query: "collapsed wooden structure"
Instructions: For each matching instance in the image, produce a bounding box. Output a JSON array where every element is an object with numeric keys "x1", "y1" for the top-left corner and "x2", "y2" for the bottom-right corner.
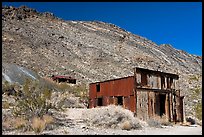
[
  {"x1": 89, "y1": 67, "x2": 184, "y2": 122},
  {"x1": 51, "y1": 75, "x2": 76, "y2": 84}
]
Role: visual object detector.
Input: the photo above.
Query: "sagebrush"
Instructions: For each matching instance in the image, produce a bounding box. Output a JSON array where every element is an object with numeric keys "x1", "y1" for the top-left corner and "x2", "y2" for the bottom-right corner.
[
  {"x1": 83, "y1": 105, "x2": 142, "y2": 130},
  {"x1": 12, "y1": 79, "x2": 52, "y2": 119}
]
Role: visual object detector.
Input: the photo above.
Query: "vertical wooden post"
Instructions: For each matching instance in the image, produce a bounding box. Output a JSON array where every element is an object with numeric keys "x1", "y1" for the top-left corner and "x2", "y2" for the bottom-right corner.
[{"x1": 133, "y1": 67, "x2": 137, "y2": 117}]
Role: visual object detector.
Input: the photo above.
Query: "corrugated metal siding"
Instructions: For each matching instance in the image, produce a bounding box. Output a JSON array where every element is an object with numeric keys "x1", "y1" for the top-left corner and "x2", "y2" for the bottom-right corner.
[
  {"x1": 123, "y1": 96, "x2": 130, "y2": 110},
  {"x1": 89, "y1": 76, "x2": 134, "y2": 97},
  {"x1": 89, "y1": 76, "x2": 136, "y2": 111},
  {"x1": 89, "y1": 84, "x2": 97, "y2": 99},
  {"x1": 130, "y1": 95, "x2": 136, "y2": 113}
]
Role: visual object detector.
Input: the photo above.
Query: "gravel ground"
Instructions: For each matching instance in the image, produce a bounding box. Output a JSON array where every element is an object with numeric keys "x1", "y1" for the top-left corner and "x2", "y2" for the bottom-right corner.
[{"x1": 2, "y1": 108, "x2": 202, "y2": 135}]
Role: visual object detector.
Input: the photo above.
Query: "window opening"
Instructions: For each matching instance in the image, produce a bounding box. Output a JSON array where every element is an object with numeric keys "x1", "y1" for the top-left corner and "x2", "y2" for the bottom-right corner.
[{"x1": 96, "y1": 83, "x2": 100, "y2": 92}]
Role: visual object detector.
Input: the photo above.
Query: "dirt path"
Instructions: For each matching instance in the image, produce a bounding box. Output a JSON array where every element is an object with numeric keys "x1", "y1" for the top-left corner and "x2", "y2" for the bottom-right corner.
[
  {"x1": 56, "y1": 108, "x2": 202, "y2": 135},
  {"x1": 137, "y1": 125, "x2": 202, "y2": 135}
]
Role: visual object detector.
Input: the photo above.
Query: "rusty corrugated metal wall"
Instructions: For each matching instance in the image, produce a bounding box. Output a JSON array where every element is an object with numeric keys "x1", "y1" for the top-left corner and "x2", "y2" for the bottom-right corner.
[{"x1": 89, "y1": 76, "x2": 136, "y2": 112}]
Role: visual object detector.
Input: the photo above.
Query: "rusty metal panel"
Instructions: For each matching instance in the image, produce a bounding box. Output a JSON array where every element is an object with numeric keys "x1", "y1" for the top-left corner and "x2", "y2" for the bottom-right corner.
[
  {"x1": 94, "y1": 76, "x2": 134, "y2": 97},
  {"x1": 96, "y1": 83, "x2": 103, "y2": 97},
  {"x1": 123, "y1": 96, "x2": 130, "y2": 110},
  {"x1": 89, "y1": 83, "x2": 97, "y2": 99},
  {"x1": 130, "y1": 95, "x2": 136, "y2": 113},
  {"x1": 113, "y1": 76, "x2": 134, "y2": 96},
  {"x1": 109, "y1": 81, "x2": 114, "y2": 96},
  {"x1": 103, "y1": 82, "x2": 109, "y2": 96},
  {"x1": 95, "y1": 82, "x2": 110, "y2": 97}
]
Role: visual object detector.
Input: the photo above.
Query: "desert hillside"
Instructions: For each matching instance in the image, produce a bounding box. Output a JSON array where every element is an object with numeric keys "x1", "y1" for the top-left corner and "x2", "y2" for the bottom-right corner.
[{"x1": 2, "y1": 5, "x2": 202, "y2": 127}]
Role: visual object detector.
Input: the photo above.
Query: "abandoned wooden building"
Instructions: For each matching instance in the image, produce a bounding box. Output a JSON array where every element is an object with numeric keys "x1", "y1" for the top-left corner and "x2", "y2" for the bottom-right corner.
[
  {"x1": 89, "y1": 67, "x2": 184, "y2": 123},
  {"x1": 51, "y1": 75, "x2": 76, "y2": 84}
]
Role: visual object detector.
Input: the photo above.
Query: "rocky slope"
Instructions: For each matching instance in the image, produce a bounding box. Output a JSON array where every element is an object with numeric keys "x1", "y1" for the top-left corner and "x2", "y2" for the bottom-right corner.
[{"x1": 2, "y1": 6, "x2": 202, "y2": 119}]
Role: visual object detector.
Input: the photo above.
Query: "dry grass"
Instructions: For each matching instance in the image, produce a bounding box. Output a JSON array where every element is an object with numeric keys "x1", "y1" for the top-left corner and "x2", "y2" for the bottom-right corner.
[
  {"x1": 43, "y1": 114, "x2": 54, "y2": 125},
  {"x1": 2, "y1": 101, "x2": 10, "y2": 109},
  {"x1": 31, "y1": 117, "x2": 46, "y2": 134},
  {"x1": 2, "y1": 117, "x2": 14, "y2": 130},
  {"x1": 31, "y1": 114, "x2": 54, "y2": 134},
  {"x1": 3, "y1": 116, "x2": 28, "y2": 130},
  {"x1": 14, "y1": 117, "x2": 28, "y2": 129}
]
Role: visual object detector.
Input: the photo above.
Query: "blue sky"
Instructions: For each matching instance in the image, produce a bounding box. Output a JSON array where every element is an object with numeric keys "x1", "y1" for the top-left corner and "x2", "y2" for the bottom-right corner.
[{"x1": 2, "y1": 2, "x2": 202, "y2": 56}]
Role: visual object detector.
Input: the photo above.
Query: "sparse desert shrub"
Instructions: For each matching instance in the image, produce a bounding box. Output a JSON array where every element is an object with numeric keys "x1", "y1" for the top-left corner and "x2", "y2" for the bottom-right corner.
[
  {"x1": 57, "y1": 83, "x2": 72, "y2": 91},
  {"x1": 50, "y1": 91, "x2": 72, "y2": 111},
  {"x1": 12, "y1": 79, "x2": 52, "y2": 120},
  {"x1": 50, "y1": 84, "x2": 87, "y2": 110},
  {"x1": 191, "y1": 86, "x2": 201, "y2": 100},
  {"x1": 83, "y1": 105, "x2": 142, "y2": 130},
  {"x1": 147, "y1": 114, "x2": 172, "y2": 128},
  {"x1": 189, "y1": 75, "x2": 199, "y2": 81},
  {"x1": 190, "y1": 85, "x2": 202, "y2": 121},
  {"x1": 2, "y1": 81, "x2": 18, "y2": 95},
  {"x1": 195, "y1": 102, "x2": 202, "y2": 121},
  {"x1": 72, "y1": 83, "x2": 89, "y2": 107},
  {"x1": 147, "y1": 119, "x2": 162, "y2": 128}
]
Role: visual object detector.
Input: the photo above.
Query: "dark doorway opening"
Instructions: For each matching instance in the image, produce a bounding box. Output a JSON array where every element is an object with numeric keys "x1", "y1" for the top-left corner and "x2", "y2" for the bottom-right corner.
[
  {"x1": 117, "y1": 96, "x2": 123, "y2": 106},
  {"x1": 159, "y1": 94, "x2": 166, "y2": 116},
  {"x1": 97, "y1": 97, "x2": 103, "y2": 106}
]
